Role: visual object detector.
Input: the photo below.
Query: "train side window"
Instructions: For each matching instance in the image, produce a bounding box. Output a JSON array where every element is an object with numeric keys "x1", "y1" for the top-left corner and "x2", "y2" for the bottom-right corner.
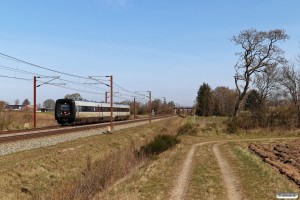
[{"x1": 81, "y1": 106, "x2": 95, "y2": 112}]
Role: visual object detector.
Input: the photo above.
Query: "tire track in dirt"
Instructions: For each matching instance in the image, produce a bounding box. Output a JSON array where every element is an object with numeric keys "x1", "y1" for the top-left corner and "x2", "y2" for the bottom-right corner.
[
  {"x1": 170, "y1": 137, "x2": 299, "y2": 200},
  {"x1": 169, "y1": 142, "x2": 211, "y2": 200},
  {"x1": 213, "y1": 144, "x2": 243, "y2": 200}
]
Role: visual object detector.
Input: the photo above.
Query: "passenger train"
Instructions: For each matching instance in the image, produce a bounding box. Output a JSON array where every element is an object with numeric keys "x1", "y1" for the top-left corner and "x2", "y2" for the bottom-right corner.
[{"x1": 55, "y1": 99, "x2": 130, "y2": 125}]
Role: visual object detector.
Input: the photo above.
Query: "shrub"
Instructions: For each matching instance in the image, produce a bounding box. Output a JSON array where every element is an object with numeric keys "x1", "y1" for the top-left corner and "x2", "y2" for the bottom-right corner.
[
  {"x1": 226, "y1": 121, "x2": 238, "y2": 134},
  {"x1": 200, "y1": 123, "x2": 218, "y2": 133},
  {"x1": 177, "y1": 123, "x2": 198, "y2": 135},
  {"x1": 141, "y1": 134, "x2": 180, "y2": 156}
]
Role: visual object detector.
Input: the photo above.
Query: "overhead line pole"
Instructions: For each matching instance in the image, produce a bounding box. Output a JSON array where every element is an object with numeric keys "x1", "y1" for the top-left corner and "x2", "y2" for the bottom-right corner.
[
  {"x1": 134, "y1": 97, "x2": 136, "y2": 119},
  {"x1": 148, "y1": 91, "x2": 152, "y2": 123},
  {"x1": 105, "y1": 91, "x2": 108, "y2": 103},
  {"x1": 34, "y1": 76, "x2": 37, "y2": 128},
  {"x1": 110, "y1": 75, "x2": 114, "y2": 131},
  {"x1": 33, "y1": 76, "x2": 62, "y2": 128}
]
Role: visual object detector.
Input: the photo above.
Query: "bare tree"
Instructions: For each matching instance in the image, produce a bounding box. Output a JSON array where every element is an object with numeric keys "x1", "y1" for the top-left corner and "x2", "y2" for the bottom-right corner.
[
  {"x1": 43, "y1": 99, "x2": 56, "y2": 108},
  {"x1": 212, "y1": 87, "x2": 237, "y2": 116},
  {"x1": 64, "y1": 93, "x2": 83, "y2": 100},
  {"x1": 279, "y1": 62, "x2": 300, "y2": 127},
  {"x1": 232, "y1": 28, "x2": 289, "y2": 122},
  {"x1": 253, "y1": 66, "x2": 280, "y2": 101},
  {"x1": 22, "y1": 98, "x2": 30, "y2": 106},
  {"x1": 14, "y1": 99, "x2": 19, "y2": 105}
]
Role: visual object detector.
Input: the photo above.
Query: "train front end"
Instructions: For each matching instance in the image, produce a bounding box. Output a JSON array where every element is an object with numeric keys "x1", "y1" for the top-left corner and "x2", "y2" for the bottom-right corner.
[{"x1": 55, "y1": 99, "x2": 76, "y2": 125}]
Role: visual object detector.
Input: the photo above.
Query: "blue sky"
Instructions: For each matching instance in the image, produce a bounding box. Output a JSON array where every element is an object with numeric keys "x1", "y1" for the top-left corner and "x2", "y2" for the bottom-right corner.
[{"x1": 0, "y1": 0, "x2": 299, "y2": 106}]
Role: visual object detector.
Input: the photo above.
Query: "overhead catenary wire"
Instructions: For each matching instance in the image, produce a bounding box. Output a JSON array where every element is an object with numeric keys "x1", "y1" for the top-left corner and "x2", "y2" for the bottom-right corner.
[
  {"x1": 0, "y1": 74, "x2": 32, "y2": 81},
  {"x1": 1, "y1": 63, "x2": 104, "y2": 89},
  {"x1": 0, "y1": 59, "x2": 107, "y2": 93},
  {"x1": 0, "y1": 52, "x2": 93, "y2": 81},
  {"x1": 0, "y1": 52, "x2": 159, "y2": 104}
]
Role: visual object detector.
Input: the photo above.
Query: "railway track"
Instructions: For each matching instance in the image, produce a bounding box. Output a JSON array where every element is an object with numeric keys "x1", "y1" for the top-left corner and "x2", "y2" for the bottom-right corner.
[{"x1": 0, "y1": 116, "x2": 172, "y2": 144}]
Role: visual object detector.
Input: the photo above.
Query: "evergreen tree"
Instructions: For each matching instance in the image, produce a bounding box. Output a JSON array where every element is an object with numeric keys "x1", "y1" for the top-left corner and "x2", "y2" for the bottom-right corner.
[
  {"x1": 244, "y1": 90, "x2": 263, "y2": 112},
  {"x1": 196, "y1": 83, "x2": 212, "y2": 116}
]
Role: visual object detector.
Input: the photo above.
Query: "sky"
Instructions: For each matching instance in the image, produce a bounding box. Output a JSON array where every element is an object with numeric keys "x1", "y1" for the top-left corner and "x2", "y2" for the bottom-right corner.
[{"x1": 0, "y1": 0, "x2": 300, "y2": 106}]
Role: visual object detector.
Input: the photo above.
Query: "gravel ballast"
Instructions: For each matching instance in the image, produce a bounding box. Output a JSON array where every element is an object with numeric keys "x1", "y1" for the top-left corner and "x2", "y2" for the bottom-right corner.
[{"x1": 0, "y1": 119, "x2": 163, "y2": 156}]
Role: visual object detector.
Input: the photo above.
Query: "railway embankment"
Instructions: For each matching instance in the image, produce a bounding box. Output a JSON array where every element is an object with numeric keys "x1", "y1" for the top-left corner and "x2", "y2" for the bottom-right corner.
[
  {"x1": 0, "y1": 116, "x2": 182, "y2": 200},
  {"x1": 0, "y1": 117, "x2": 168, "y2": 156}
]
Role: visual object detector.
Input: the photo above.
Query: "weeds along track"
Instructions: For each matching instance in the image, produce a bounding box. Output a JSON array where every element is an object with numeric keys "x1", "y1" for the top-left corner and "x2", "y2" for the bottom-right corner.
[{"x1": 0, "y1": 116, "x2": 172, "y2": 144}]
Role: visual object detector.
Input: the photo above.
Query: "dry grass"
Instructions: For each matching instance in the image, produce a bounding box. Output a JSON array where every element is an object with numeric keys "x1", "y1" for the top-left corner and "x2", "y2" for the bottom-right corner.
[
  {"x1": 50, "y1": 145, "x2": 146, "y2": 200},
  {"x1": 186, "y1": 143, "x2": 226, "y2": 200},
  {"x1": 2, "y1": 115, "x2": 300, "y2": 200},
  {"x1": 0, "y1": 117, "x2": 184, "y2": 200},
  {"x1": 0, "y1": 111, "x2": 56, "y2": 131},
  {"x1": 97, "y1": 116, "x2": 300, "y2": 200}
]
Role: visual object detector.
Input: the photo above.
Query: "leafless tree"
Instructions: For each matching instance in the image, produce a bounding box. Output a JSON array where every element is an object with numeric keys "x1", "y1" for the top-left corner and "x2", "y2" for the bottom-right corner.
[
  {"x1": 22, "y1": 98, "x2": 30, "y2": 106},
  {"x1": 232, "y1": 28, "x2": 289, "y2": 122},
  {"x1": 64, "y1": 93, "x2": 83, "y2": 100},
  {"x1": 212, "y1": 87, "x2": 237, "y2": 116},
  {"x1": 253, "y1": 66, "x2": 281, "y2": 101},
  {"x1": 278, "y1": 61, "x2": 300, "y2": 127},
  {"x1": 43, "y1": 99, "x2": 55, "y2": 108},
  {"x1": 14, "y1": 99, "x2": 19, "y2": 105}
]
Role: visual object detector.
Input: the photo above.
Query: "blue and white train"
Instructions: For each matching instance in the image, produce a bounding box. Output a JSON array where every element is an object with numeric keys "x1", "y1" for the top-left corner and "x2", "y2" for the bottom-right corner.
[{"x1": 55, "y1": 99, "x2": 130, "y2": 125}]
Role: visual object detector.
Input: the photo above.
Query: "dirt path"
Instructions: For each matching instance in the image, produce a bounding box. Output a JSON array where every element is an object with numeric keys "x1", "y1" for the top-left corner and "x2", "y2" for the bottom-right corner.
[
  {"x1": 169, "y1": 142, "x2": 211, "y2": 200},
  {"x1": 170, "y1": 137, "x2": 298, "y2": 200},
  {"x1": 213, "y1": 144, "x2": 243, "y2": 200}
]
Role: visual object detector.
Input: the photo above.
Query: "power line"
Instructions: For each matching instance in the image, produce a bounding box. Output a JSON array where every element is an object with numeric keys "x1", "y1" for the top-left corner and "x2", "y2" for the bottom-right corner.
[
  {"x1": 0, "y1": 64, "x2": 47, "y2": 77},
  {"x1": 0, "y1": 62, "x2": 106, "y2": 92},
  {"x1": 0, "y1": 74, "x2": 32, "y2": 81},
  {"x1": 0, "y1": 52, "x2": 92, "y2": 80},
  {"x1": 0, "y1": 52, "x2": 160, "y2": 103}
]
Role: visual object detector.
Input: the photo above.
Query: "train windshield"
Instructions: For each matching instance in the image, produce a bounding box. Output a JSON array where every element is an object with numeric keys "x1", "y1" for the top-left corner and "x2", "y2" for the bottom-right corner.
[
  {"x1": 61, "y1": 104, "x2": 70, "y2": 115},
  {"x1": 61, "y1": 104, "x2": 70, "y2": 111}
]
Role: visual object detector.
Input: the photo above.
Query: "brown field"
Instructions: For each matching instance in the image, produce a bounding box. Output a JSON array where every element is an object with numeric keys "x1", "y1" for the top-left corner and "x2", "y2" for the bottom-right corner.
[{"x1": 249, "y1": 140, "x2": 300, "y2": 186}]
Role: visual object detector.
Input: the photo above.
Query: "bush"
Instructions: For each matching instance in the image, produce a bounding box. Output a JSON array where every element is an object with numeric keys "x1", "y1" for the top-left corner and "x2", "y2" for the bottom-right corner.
[
  {"x1": 141, "y1": 134, "x2": 180, "y2": 156},
  {"x1": 201, "y1": 123, "x2": 218, "y2": 133},
  {"x1": 226, "y1": 121, "x2": 238, "y2": 134},
  {"x1": 177, "y1": 123, "x2": 198, "y2": 135}
]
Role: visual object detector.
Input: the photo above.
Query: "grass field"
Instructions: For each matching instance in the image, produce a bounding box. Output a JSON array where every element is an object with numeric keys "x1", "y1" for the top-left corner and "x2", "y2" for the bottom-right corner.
[
  {"x1": 0, "y1": 117, "x2": 184, "y2": 200},
  {"x1": 0, "y1": 111, "x2": 56, "y2": 131},
  {"x1": 1, "y1": 116, "x2": 300, "y2": 200},
  {"x1": 97, "y1": 116, "x2": 300, "y2": 200}
]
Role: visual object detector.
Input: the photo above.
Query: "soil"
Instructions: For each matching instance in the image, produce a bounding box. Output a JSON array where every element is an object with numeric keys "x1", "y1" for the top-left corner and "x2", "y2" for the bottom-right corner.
[{"x1": 249, "y1": 140, "x2": 300, "y2": 187}]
